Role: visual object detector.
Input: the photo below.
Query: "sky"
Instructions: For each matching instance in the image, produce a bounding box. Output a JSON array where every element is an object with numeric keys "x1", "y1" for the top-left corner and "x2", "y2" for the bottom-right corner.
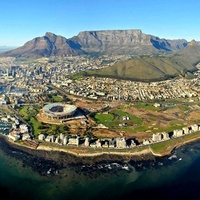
[{"x1": 0, "y1": 0, "x2": 200, "y2": 46}]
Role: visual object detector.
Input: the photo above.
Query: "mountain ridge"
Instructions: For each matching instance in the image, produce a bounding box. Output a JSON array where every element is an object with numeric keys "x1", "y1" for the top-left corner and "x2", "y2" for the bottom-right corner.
[
  {"x1": 82, "y1": 40, "x2": 200, "y2": 82},
  {"x1": 1, "y1": 29, "x2": 189, "y2": 58},
  {"x1": 2, "y1": 32, "x2": 85, "y2": 58}
]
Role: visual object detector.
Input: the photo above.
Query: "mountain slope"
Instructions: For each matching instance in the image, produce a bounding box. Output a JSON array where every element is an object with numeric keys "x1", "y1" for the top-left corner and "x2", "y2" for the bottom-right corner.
[
  {"x1": 84, "y1": 40, "x2": 200, "y2": 82},
  {"x1": 1, "y1": 30, "x2": 188, "y2": 58},
  {"x1": 71, "y1": 29, "x2": 187, "y2": 55},
  {"x1": 172, "y1": 39, "x2": 200, "y2": 67},
  {"x1": 2, "y1": 32, "x2": 85, "y2": 58}
]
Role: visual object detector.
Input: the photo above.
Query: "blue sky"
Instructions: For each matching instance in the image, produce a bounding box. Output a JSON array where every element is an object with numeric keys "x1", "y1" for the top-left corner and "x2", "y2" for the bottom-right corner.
[{"x1": 0, "y1": 0, "x2": 199, "y2": 46}]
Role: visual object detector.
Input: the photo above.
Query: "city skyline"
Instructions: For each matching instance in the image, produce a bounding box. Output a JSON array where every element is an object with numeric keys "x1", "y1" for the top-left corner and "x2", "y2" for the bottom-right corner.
[{"x1": 0, "y1": 0, "x2": 200, "y2": 46}]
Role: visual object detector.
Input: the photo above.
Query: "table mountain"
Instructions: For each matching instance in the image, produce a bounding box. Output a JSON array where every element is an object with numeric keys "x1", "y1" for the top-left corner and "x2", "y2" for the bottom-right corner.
[
  {"x1": 1, "y1": 30, "x2": 188, "y2": 58},
  {"x1": 71, "y1": 29, "x2": 187, "y2": 55}
]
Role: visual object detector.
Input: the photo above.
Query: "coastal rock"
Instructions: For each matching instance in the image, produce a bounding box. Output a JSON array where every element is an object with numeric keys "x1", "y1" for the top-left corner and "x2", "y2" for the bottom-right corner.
[{"x1": 0, "y1": 135, "x2": 155, "y2": 176}]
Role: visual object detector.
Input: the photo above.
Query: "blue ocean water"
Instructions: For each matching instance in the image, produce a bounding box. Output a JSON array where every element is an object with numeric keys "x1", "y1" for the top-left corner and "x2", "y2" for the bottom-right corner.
[{"x1": 0, "y1": 137, "x2": 200, "y2": 200}]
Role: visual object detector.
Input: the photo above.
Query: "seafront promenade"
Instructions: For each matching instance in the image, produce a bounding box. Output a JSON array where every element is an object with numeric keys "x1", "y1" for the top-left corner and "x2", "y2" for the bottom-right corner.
[{"x1": 2, "y1": 127, "x2": 200, "y2": 160}]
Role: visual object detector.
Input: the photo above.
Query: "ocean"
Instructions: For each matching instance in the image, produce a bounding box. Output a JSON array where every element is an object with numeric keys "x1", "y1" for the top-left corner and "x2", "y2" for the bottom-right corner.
[{"x1": 0, "y1": 135, "x2": 200, "y2": 200}]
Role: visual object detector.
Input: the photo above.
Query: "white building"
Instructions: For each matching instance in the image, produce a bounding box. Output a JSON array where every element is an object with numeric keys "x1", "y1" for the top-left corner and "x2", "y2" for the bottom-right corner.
[
  {"x1": 161, "y1": 132, "x2": 170, "y2": 140},
  {"x1": 38, "y1": 134, "x2": 45, "y2": 141},
  {"x1": 182, "y1": 127, "x2": 189, "y2": 134},
  {"x1": 152, "y1": 133, "x2": 162, "y2": 142},
  {"x1": 143, "y1": 139, "x2": 150, "y2": 145},
  {"x1": 8, "y1": 132, "x2": 21, "y2": 142},
  {"x1": 63, "y1": 136, "x2": 68, "y2": 145},
  {"x1": 22, "y1": 133, "x2": 31, "y2": 140},
  {"x1": 55, "y1": 136, "x2": 60, "y2": 144},
  {"x1": 116, "y1": 137, "x2": 126, "y2": 148},
  {"x1": 0, "y1": 95, "x2": 7, "y2": 105},
  {"x1": 68, "y1": 135, "x2": 79, "y2": 146},
  {"x1": 191, "y1": 124, "x2": 199, "y2": 132},
  {"x1": 45, "y1": 135, "x2": 54, "y2": 142},
  {"x1": 20, "y1": 124, "x2": 28, "y2": 133},
  {"x1": 173, "y1": 129, "x2": 183, "y2": 137},
  {"x1": 84, "y1": 137, "x2": 90, "y2": 147}
]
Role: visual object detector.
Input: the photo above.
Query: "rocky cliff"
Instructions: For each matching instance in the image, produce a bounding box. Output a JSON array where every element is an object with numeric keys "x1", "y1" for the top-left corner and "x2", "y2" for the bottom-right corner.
[
  {"x1": 71, "y1": 30, "x2": 187, "y2": 54},
  {"x1": 2, "y1": 30, "x2": 188, "y2": 58}
]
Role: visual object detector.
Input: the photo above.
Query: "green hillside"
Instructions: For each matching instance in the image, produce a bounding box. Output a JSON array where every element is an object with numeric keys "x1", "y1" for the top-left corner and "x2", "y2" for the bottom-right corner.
[{"x1": 83, "y1": 41, "x2": 200, "y2": 82}]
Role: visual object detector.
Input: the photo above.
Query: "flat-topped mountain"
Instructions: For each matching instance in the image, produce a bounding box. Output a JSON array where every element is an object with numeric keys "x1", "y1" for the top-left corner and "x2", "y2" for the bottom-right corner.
[
  {"x1": 1, "y1": 30, "x2": 188, "y2": 58},
  {"x1": 72, "y1": 29, "x2": 187, "y2": 55}
]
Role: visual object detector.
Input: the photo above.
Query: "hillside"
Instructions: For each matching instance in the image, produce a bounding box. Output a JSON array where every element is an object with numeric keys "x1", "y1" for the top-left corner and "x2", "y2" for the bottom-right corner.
[
  {"x1": 172, "y1": 40, "x2": 200, "y2": 66},
  {"x1": 84, "y1": 40, "x2": 200, "y2": 82},
  {"x1": 2, "y1": 32, "x2": 85, "y2": 58}
]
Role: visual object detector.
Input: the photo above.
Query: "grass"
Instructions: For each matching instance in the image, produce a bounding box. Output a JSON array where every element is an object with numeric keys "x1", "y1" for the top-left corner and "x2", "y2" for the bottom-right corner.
[
  {"x1": 132, "y1": 126, "x2": 150, "y2": 132},
  {"x1": 82, "y1": 53, "x2": 198, "y2": 82},
  {"x1": 93, "y1": 108, "x2": 144, "y2": 130},
  {"x1": 160, "y1": 121, "x2": 184, "y2": 132},
  {"x1": 133, "y1": 102, "x2": 160, "y2": 111},
  {"x1": 150, "y1": 132, "x2": 200, "y2": 155},
  {"x1": 30, "y1": 117, "x2": 43, "y2": 135},
  {"x1": 18, "y1": 105, "x2": 39, "y2": 121},
  {"x1": 94, "y1": 113, "x2": 114, "y2": 126},
  {"x1": 18, "y1": 105, "x2": 45, "y2": 136},
  {"x1": 151, "y1": 140, "x2": 178, "y2": 154},
  {"x1": 52, "y1": 95, "x2": 63, "y2": 102}
]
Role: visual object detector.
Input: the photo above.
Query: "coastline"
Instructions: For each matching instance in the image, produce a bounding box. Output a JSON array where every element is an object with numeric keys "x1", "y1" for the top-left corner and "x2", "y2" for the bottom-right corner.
[
  {"x1": 30, "y1": 132, "x2": 200, "y2": 158},
  {"x1": 36, "y1": 143, "x2": 152, "y2": 157},
  {"x1": 0, "y1": 134, "x2": 155, "y2": 164},
  {"x1": 1, "y1": 131, "x2": 200, "y2": 166}
]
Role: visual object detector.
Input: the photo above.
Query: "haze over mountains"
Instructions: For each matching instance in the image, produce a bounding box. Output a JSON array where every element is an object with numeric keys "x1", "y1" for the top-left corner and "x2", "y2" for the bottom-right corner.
[{"x1": 2, "y1": 30, "x2": 189, "y2": 58}]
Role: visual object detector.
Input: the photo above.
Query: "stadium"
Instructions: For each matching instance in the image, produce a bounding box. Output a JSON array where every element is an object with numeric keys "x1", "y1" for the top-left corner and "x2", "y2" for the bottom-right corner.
[{"x1": 41, "y1": 103, "x2": 77, "y2": 121}]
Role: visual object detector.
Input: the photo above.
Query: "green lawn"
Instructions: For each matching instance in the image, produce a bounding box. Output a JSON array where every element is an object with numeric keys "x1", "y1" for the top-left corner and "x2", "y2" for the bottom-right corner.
[
  {"x1": 52, "y1": 95, "x2": 63, "y2": 102},
  {"x1": 94, "y1": 113, "x2": 114, "y2": 125},
  {"x1": 94, "y1": 108, "x2": 144, "y2": 130},
  {"x1": 18, "y1": 105, "x2": 39, "y2": 120},
  {"x1": 18, "y1": 105, "x2": 44, "y2": 136},
  {"x1": 30, "y1": 117, "x2": 44, "y2": 135},
  {"x1": 158, "y1": 121, "x2": 185, "y2": 133},
  {"x1": 133, "y1": 102, "x2": 160, "y2": 111},
  {"x1": 150, "y1": 132, "x2": 200, "y2": 155}
]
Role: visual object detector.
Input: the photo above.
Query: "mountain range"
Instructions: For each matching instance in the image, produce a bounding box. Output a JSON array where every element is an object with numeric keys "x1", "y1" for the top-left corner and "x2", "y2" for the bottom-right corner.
[
  {"x1": 1, "y1": 29, "x2": 200, "y2": 82},
  {"x1": 1, "y1": 30, "x2": 189, "y2": 58}
]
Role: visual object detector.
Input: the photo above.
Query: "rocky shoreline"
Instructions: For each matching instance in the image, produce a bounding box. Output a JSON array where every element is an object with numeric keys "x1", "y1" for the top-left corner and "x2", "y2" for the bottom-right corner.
[
  {"x1": 0, "y1": 134, "x2": 158, "y2": 175},
  {"x1": 3, "y1": 133, "x2": 200, "y2": 181}
]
